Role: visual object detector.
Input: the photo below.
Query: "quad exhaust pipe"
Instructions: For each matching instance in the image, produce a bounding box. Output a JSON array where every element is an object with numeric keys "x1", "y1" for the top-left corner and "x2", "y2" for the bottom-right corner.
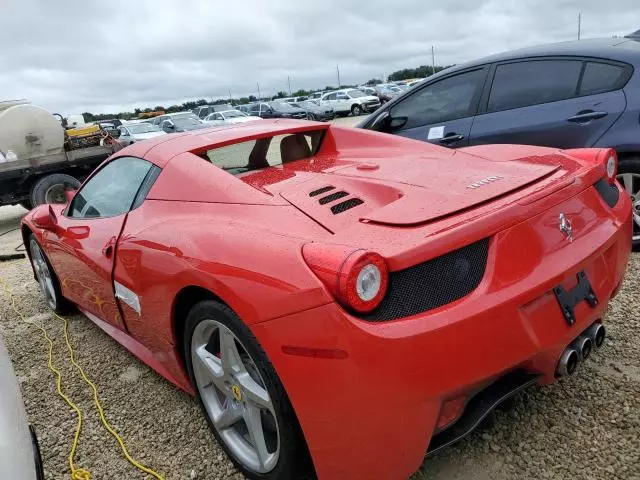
[
  {"x1": 571, "y1": 335, "x2": 592, "y2": 361},
  {"x1": 585, "y1": 322, "x2": 606, "y2": 349},
  {"x1": 556, "y1": 322, "x2": 605, "y2": 377},
  {"x1": 556, "y1": 347, "x2": 579, "y2": 377}
]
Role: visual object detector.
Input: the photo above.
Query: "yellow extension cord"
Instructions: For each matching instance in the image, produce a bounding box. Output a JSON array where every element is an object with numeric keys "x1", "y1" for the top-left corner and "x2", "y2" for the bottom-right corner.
[{"x1": 0, "y1": 275, "x2": 164, "y2": 480}]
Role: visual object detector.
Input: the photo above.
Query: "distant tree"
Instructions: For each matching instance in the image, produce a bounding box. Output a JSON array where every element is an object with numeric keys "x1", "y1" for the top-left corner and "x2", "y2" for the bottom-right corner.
[
  {"x1": 153, "y1": 105, "x2": 165, "y2": 112},
  {"x1": 238, "y1": 97, "x2": 250, "y2": 104},
  {"x1": 167, "y1": 105, "x2": 181, "y2": 113},
  {"x1": 365, "y1": 78, "x2": 383, "y2": 86},
  {"x1": 387, "y1": 65, "x2": 450, "y2": 81},
  {"x1": 248, "y1": 95, "x2": 257, "y2": 102},
  {"x1": 81, "y1": 112, "x2": 94, "y2": 122},
  {"x1": 292, "y1": 89, "x2": 311, "y2": 97},
  {"x1": 134, "y1": 108, "x2": 141, "y2": 115}
]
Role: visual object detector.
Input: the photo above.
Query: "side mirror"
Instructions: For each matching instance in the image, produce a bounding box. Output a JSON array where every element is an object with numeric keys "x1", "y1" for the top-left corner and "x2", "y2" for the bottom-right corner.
[
  {"x1": 65, "y1": 189, "x2": 77, "y2": 204},
  {"x1": 32, "y1": 205, "x2": 58, "y2": 231},
  {"x1": 389, "y1": 116, "x2": 408, "y2": 131},
  {"x1": 369, "y1": 111, "x2": 390, "y2": 131}
]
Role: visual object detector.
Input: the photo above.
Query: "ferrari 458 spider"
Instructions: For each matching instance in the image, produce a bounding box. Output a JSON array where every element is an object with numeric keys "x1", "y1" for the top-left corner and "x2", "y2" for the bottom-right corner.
[{"x1": 22, "y1": 120, "x2": 630, "y2": 480}]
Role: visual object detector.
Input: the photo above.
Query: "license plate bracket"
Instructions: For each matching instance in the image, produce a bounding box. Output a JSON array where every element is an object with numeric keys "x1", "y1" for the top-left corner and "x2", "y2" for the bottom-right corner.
[{"x1": 553, "y1": 271, "x2": 598, "y2": 326}]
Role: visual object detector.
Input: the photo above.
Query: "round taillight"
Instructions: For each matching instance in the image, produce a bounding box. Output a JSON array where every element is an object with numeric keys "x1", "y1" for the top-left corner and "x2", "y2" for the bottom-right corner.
[{"x1": 340, "y1": 251, "x2": 388, "y2": 313}]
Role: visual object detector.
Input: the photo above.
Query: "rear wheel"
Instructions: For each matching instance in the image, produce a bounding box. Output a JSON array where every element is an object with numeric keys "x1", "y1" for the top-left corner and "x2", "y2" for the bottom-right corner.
[
  {"x1": 351, "y1": 104, "x2": 363, "y2": 116},
  {"x1": 616, "y1": 157, "x2": 640, "y2": 248},
  {"x1": 183, "y1": 301, "x2": 313, "y2": 480}
]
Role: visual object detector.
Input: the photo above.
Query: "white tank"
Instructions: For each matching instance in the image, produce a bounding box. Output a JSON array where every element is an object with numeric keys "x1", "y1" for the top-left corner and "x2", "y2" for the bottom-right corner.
[{"x1": 0, "y1": 104, "x2": 65, "y2": 161}]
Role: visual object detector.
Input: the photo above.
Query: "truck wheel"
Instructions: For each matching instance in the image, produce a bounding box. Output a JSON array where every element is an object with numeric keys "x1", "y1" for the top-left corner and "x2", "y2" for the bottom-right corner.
[{"x1": 30, "y1": 174, "x2": 81, "y2": 207}]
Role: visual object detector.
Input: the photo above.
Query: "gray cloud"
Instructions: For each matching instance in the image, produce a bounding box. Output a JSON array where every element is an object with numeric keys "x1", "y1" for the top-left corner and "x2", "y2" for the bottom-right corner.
[{"x1": 1, "y1": 0, "x2": 639, "y2": 114}]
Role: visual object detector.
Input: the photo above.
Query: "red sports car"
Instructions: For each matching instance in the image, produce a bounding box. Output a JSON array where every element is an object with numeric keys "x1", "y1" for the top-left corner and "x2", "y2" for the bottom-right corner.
[{"x1": 22, "y1": 120, "x2": 630, "y2": 480}]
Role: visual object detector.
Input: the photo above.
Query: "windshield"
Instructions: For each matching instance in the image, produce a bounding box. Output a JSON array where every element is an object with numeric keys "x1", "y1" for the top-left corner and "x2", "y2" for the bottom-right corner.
[
  {"x1": 223, "y1": 110, "x2": 246, "y2": 118},
  {"x1": 346, "y1": 89, "x2": 366, "y2": 98},
  {"x1": 269, "y1": 102, "x2": 299, "y2": 112},
  {"x1": 172, "y1": 113, "x2": 198, "y2": 120},
  {"x1": 173, "y1": 116, "x2": 203, "y2": 127},
  {"x1": 128, "y1": 123, "x2": 161, "y2": 134},
  {"x1": 201, "y1": 130, "x2": 325, "y2": 176}
]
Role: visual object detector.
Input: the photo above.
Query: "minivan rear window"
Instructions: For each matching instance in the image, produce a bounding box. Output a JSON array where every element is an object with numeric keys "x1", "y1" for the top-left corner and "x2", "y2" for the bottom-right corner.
[
  {"x1": 488, "y1": 60, "x2": 582, "y2": 112},
  {"x1": 579, "y1": 62, "x2": 628, "y2": 95}
]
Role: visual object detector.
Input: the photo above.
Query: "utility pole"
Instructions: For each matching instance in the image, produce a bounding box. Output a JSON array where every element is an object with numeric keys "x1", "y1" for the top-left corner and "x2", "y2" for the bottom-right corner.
[
  {"x1": 287, "y1": 76, "x2": 292, "y2": 96},
  {"x1": 257, "y1": 82, "x2": 261, "y2": 100},
  {"x1": 336, "y1": 65, "x2": 341, "y2": 87},
  {"x1": 577, "y1": 12, "x2": 581, "y2": 40},
  {"x1": 431, "y1": 45, "x2": 436, "y2": 76}
]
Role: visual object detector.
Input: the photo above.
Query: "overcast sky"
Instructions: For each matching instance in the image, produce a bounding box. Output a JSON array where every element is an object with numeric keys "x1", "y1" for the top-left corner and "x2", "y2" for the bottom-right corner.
[{"x1": 2, "y1": 0, "x2": 639, "y2": 114}]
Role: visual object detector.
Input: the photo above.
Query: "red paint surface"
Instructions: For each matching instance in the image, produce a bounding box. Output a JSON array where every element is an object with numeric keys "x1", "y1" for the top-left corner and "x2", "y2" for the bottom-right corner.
[{"x1": 22, "y1": 121, "x2": 632, "y2": 479}]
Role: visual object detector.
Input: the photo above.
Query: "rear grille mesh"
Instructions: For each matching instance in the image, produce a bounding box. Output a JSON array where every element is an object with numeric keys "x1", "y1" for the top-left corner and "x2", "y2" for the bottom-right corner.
[
  {"x1": 319, "y1": 191, "x2": 348, "y2": 204},
  {"x1": 358, "y1": 238, "x2": 490, "y2": 322},
  {"x1": 309, "y1": 186, "x2": 335, "y2": 197},
  {"x1": 331, "y1": 198, "x2": 364, "y2": 214}
]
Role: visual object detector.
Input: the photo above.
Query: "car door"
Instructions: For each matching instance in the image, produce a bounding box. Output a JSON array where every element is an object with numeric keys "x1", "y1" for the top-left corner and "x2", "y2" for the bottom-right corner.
[
  {"x1": 260, "y1": 103, "x2": 275, "y2": 118},
  {"x1": 385, "y1": 67, "x2": 488, "y2": 147},
  {"x1": 45, "y1": 156, "x2": 154, "y2": 328},
  {"x1": 322, "y1": 92, "x2": 338, "y2": 111},
  {"x1": 469, "y1": 59, "x2": 629, "y2": 149},
  {"x1": 335, "y1": 92, "x2": 351, "y2": 112},
  {"x1": 118, "y1": 126, "x2": 131, "y2": 145}
]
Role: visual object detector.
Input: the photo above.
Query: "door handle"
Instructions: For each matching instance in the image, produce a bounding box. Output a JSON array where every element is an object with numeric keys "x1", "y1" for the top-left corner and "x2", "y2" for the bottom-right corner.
[
  {"x1": 566, "y1": 111, "x2": 608, "y2": 123},
  {"x1": 102, "y1": 236, "x2": 116, "y2": 258},
  {"x1": 438, "y1": 134, "x2": 465, "y2": 145}
]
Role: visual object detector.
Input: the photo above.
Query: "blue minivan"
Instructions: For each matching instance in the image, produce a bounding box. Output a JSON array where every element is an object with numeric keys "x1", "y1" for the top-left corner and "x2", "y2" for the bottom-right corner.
[{"x1": 359, "y1": 33, "x2": 640, "y2": 244}]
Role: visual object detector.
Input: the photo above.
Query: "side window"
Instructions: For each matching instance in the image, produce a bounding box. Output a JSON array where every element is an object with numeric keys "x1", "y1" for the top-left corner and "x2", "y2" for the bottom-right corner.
[
  {"x1": 391, "y1": 69, "x2": 486, "y2": 128},
  {"x1": 325, "y1": 93, "x2": 337, "y2": 101},
  {"x1": 488, "y1": 60, "x2": 582, "y2": 112},
  {"x1": 579, "y1": 62, "x2": 629, "y2": 96},
  {"x1": 213, "y1": 113, "x2": 224, "y2": 120},
  {"x1": 68, "y1": 157, "x2": 153, "y2": 219}
]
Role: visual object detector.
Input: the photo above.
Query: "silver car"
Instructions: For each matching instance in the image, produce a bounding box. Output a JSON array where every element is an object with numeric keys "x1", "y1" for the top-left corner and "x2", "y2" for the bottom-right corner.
[{"x1": 0, "y1": 339, "x2": 44, "y2": 479}]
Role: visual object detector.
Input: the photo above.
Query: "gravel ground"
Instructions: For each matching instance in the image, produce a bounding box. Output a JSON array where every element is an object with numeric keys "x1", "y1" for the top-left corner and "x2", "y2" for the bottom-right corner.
[{"x1": 0, "y1": 126, "x2": 639, "y2": 479}]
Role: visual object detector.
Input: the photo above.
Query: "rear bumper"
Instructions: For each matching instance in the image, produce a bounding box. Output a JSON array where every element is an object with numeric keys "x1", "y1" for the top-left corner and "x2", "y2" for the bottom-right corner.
[{"x1": 252, "y1": 185, "x2": 632, "y2": 480}]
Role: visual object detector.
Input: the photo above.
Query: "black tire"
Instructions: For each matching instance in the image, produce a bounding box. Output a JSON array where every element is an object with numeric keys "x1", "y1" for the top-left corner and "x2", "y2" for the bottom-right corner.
[
  {"x1": 616, "y1": 157, "x2": 640, "y2": 249},
  {"x1": 20, "y1": 199, "x2": 33, "y2": 210},
  {"x1": 28, "y1": 235, "x2": 73, "y2": 314},
  {"x1": 30, "y1": 174, "x2": 81, "y2": 207},
  {"x1": 183, "y1": 300, "x2": 314, "y2": 480},
  {"x1": 351, "y1": 104, "x2": 363, "y2": 116}
]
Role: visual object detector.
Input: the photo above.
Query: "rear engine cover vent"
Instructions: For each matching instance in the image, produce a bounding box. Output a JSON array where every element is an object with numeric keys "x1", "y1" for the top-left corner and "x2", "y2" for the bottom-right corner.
[
  {"x1": 331, "y1": 198, "x2": 364, "y2": 214},
  {"x1": 319, "y1": 191, "x2": 348, "y2": 205},
  {"x1": 309, "y1": 186, "x2": 335, "y2": 197}
]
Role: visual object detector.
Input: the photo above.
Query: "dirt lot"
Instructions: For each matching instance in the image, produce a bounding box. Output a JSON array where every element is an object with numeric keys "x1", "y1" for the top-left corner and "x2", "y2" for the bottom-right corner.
[{"x1": 0, "y1": 120, "x2": 639, "y2": 479}]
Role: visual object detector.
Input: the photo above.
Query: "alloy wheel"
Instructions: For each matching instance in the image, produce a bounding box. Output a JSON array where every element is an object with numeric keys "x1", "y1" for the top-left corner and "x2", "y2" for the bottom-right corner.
[
  {"x1": 191, "y1": 319, "x2": 280, "y2": 474},
  {"x1": 617, "y1": 172, "x2": 640, "y2": 241},
  {"x1": 29, "y1": 239, "x2": 57, "y2": 310}
]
